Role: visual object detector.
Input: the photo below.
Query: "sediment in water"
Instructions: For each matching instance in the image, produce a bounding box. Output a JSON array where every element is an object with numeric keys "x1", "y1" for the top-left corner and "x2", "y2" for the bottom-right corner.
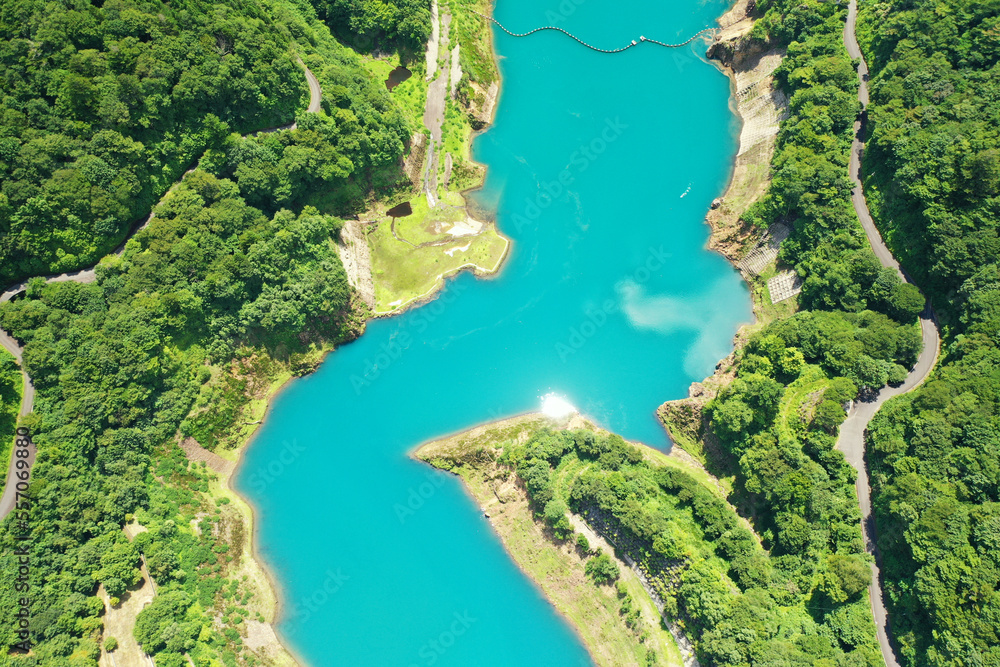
[{"x1": 660, "y1": 0, "x2": 789, "y2": 449}]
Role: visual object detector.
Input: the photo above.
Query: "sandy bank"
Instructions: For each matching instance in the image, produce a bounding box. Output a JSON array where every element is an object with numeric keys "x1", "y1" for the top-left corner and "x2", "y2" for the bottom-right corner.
[{"x1": 217, "y1": 432, "x2": 301, "y2": 667}]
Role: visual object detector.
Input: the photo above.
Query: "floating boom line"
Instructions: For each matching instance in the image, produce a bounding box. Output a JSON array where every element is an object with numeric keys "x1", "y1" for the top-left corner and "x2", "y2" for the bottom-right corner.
[{"x1": 471, "y1": 11, "x2": 717, "y2": 54}]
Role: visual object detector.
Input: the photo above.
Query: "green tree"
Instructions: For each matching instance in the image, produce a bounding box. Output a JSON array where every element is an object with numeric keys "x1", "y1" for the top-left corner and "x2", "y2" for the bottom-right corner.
[
  {"x1": 95, "y1": 541, "x2": 141, "y2": 598},
  {"x1": 134, "y1": 591, "x2": 193, "y2": 653},
  {"x1": 813, "y1": 400, "x2": 847, "y2": 433},
  {"x1": 822, "y1": 554, "x2": 871, "y2": 603},
  {"x1": 585, "y1": 552, "x2": 620, "y2": 585}
]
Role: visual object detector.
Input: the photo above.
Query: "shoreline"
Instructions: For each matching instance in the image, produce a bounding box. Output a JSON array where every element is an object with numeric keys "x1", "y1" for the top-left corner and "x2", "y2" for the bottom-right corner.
[
  {"x1": 372, "y1": 1, "x2": 508, "y2": 320},
  {"x1": 233, "y1": 0, "x2": 779, "y2": 662},
  {"x1": 221, "y1": 350, "x2": 327, "y2": 667},
  {"x1": 415, "y1": 415, "x2": 614, "y2": 662},
  {"x1": 701, "y1": 0, "x2": 783, "y2": 268},
  {"x1": 225, "y1": 383, "x2": 297, "y2": 663},
  {"x1": 657, "y1": 0, "x2": 787, "y2": 450},
  {"x1": 231, "y1": 5, "x2": 510, "y2": 662}
]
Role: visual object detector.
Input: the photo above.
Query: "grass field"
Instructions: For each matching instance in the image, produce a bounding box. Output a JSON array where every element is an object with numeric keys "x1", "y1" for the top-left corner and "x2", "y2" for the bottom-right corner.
[
  {"x1": 391, "y1": 197, "x2": 468, "y2": 245},
  {"x1": 369, "y1": 214, "x2": 508, "y2": 313}
]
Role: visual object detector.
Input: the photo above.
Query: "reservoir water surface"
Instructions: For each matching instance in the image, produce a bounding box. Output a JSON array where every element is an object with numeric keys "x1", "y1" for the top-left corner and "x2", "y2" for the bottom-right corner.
[{"x1": 236, "y1": 0, "x2": 752, "y2": 663}]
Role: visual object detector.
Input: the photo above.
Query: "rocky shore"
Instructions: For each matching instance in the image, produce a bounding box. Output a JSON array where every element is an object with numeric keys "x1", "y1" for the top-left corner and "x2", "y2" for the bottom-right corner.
[{"x1": 660, "y1": 0, "x2": 789, "y2": 447}]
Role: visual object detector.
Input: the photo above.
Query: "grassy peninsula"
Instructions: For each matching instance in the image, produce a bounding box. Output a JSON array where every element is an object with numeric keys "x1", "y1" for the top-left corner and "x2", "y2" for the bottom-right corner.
[{"x1": 417, "y1": 415, "x2": 686, "y2": 667}]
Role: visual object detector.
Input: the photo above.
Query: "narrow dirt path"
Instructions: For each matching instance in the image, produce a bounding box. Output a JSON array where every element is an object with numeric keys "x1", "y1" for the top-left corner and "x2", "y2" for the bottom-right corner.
[
  {"x1": 835, "y1": 3, "x2": 941, "y2": 666},
  {"x1": 567, "y1": 514, "x2": 700, "y2": 667},
  {"x1": 0, "y1": 55, "x2": 323, "y2": 522},
  {"x1": 421, "y1": 3, "x2": 449, "y2": 207}
]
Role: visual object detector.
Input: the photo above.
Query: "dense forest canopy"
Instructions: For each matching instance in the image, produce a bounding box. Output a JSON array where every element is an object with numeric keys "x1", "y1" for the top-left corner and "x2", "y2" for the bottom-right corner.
[
  {"x1": 0, "y1": 0, "x2": 416, "y2": 660},
  {"x1": 495, "y1": 428, "x2": 882, "y2": 666},
  {"x1": 205, "y1": 90, "x2": 408, "y2": 216},
  {"x1": 311, "y1": 0, "x2": 431, "y2": 54},
  {"x1": 863, "y1": 0, "x2": 1000, "y2": 300},
  {"x1": 857, "y1": 0, "x2": 1000, "y2": 664},
  {"x1": 0, "y1": 0, "x2": 410, "y2": 285},
  {"x1": 0, "y1": 0, "x2": 300, "y2": 282}
]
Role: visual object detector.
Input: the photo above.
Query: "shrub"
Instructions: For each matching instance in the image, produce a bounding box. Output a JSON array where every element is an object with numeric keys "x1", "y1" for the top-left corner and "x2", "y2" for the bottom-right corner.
[{"x1": 585, "y1": 551, "x2": 620, "y2": 585}]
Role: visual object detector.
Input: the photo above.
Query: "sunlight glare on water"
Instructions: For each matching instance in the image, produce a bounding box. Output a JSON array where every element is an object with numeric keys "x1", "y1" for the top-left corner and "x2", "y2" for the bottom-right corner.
[
  {"x1": 236, "y1": 0, "x2": 751, "y2": 663},
  {"x1": 541, "y1": 392, "x2": 579, "y2": 418}
]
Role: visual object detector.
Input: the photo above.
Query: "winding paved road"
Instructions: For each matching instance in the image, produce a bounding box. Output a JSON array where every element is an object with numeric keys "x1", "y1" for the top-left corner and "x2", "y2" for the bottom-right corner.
[
  {"x1": 299, "y1": 58, "x2": 322, "y2": 114},
  {"x1": 0, "y1": 57, "x2": 322, "y2": 521},
  {"x1": 0, "y1": 288, "x2": 39, "y2": 521},
  {"x1": 836, "y1": 3, "x2": 941, "y2": 666}
]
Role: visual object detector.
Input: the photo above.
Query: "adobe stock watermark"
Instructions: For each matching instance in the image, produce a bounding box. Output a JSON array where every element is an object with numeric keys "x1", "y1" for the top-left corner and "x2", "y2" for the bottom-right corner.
[
  {"x1": 666, "y1": 39, "x2": 703, "y2": 74},
  {"x1": 509, "y1": 117, "x2": 628, "y2": 233},
  {"x1": 246, "y1": 439, "x2": 305, "y2": 493},
  {"x1": 392, "y1": 405, "x2": 510, "y2": 524},
  {"x1": 543, "y1": 0, "x2": 587, "y2": 23},
  {"x1": 555, "y1": 245, "x2": 670, "y2": 361},
  {"x1": 394, "y1": 472, "x2": 447, "y2": 524},
  {"x1": 349, "y1": 281, "x2": 468, "y2": 395},
  {"x1": 284, "y1": 568, "x2": 351, "y2": 632},
  {"x1": 407, "y1": 611, "x2": 477, "y2": 666}
]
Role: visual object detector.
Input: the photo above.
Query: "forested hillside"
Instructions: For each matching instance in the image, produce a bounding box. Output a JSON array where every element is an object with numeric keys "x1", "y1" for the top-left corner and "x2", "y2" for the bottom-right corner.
[
  {"x1": 0, "y1": 0, "x2": 410, "y2": 284},
  {"x1": 311, "y1": 0, "x2": 431, "y2": 54},
  {"x1": 0, "y1": 172, "x2": 357, "y2": 664},
  {"x1": 494, "y1": 428, "x2": 883, "y2": 666},
  {"x1": 747, "y1": 0, "x2": 921, "y2": 322},
  {"x1": 0, "y1": 0, "x2": 418, "y2": 662},
  {"x1": 664, "y1": 0, "x2": 943, "y2": 661},
  {"x1": 856, "y1": 0, "x2": 1000, "y2": 664}
]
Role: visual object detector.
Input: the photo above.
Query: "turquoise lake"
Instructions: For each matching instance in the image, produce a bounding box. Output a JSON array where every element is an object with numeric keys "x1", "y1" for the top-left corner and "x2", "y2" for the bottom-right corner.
[{"x1": 235, "y1": 0, "x2": 751, "y2": 663}]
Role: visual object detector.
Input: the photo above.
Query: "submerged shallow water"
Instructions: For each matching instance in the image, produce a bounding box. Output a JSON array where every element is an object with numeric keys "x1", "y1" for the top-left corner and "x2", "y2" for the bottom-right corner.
[{"x1": 236, "y1": 0, "x2": 750, "y2": 663}]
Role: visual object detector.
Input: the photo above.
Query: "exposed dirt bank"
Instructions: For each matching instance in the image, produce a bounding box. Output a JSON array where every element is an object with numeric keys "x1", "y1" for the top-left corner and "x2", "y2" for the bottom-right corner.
[{"x1": 704, "y1": 0, "x2": 787, "y2": 264}]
